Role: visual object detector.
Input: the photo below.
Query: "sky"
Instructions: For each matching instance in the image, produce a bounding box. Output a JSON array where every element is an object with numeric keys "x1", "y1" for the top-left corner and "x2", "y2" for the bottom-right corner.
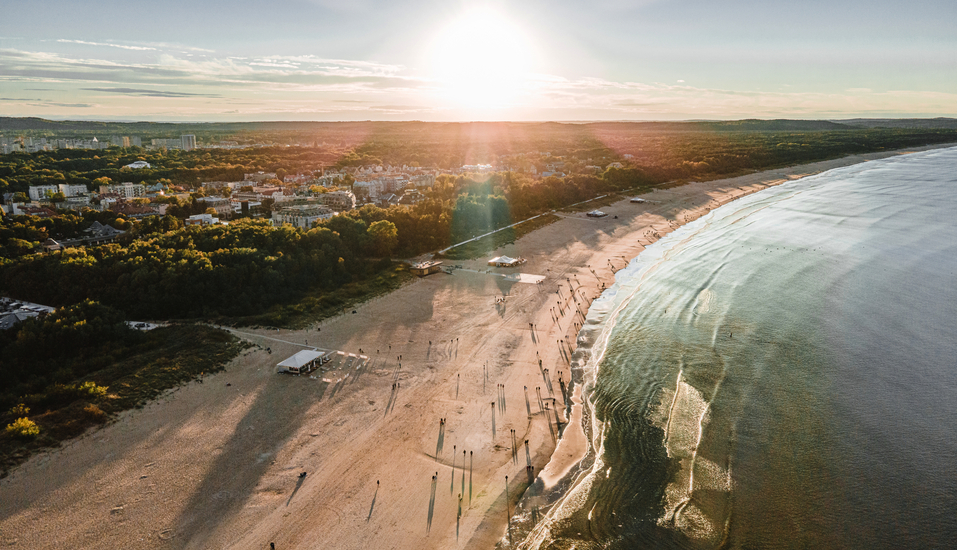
[{"x1": 1, "y1": 0, "x2": 955, "y2": 122}]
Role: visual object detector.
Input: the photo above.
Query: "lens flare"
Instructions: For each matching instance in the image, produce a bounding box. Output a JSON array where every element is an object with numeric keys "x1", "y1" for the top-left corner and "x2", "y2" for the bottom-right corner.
[{"x1": 428, "y1": 7, "x2": 536, "y2": 112}]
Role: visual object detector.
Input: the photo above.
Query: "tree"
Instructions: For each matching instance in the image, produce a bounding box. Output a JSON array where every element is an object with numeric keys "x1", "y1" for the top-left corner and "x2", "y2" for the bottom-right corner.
[
  {"x1": 366, "y1": 220, "x2": 398, "y2": 257},
  {"x1": 323, "y1": 215, "x2": 367, "y2": 252},
  {"x1": 5, "y1": 238, "x2": 34, "y2": 257},
  {"x1": 12, "y1": 192, "x2": 29, "y2": 203}
]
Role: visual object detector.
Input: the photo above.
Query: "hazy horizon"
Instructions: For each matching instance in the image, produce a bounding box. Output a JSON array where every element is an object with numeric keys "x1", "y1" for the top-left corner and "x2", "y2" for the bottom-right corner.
[{"x1": 2, "y1": 0, "x2": 955, "y2": 122}]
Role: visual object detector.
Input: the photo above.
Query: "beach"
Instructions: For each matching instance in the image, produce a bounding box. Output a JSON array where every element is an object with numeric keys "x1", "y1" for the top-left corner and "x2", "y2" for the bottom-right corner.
[{"x1": 0, "y1": 145, "x2": 949, "y2": 550}]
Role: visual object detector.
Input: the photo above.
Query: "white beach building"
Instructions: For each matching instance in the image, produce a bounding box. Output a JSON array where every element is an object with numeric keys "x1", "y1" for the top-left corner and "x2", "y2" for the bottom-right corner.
[
  {"x1": 276, "y1": 350, "x2": 325, "y2": 374},
  {"x1": 488, "y1": 256, "x2": 527, "y2": 267}
]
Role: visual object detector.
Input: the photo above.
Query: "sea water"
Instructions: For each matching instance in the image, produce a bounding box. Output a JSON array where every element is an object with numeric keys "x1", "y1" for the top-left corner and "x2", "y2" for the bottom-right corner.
[{"x1": 521, "y1": 146, "x2": 957, "y2": 549}]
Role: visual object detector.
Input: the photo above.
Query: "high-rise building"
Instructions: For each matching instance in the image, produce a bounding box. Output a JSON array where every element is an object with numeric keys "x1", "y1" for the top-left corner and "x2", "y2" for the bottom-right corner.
[{"x1": 181, "y1": 134, "x2": 196, "y2": 151}]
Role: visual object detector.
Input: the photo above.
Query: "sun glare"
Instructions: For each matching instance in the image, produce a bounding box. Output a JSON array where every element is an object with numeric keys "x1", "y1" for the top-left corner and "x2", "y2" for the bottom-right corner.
[{"x1": 428, "y1": 7, "x2": 535, "y2": 112}]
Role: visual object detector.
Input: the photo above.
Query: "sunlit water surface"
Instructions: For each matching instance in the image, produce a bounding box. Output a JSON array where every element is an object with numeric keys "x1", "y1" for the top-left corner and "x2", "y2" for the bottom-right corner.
[{"x1": 522, "y1": 147, "x2": 957, "y2": 549}]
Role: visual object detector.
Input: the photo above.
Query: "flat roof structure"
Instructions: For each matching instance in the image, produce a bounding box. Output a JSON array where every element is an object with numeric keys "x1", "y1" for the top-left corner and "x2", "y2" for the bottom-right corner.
[
  {"x1": 410, "y1": 260, "x2": 443, "y2": 276},
  {"x1": 488, "y1": 256, "x2": 527, "y2": 267},
  {"x1": 277, "y1": 349, "x2": 324, "y2": 374}
]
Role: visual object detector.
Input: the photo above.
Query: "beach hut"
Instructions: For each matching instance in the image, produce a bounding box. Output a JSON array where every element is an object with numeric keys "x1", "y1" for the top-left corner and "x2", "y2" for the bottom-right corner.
[
  {"x1": 276, "y1": 349, "x2": 324, "y2": 375},
  {"x1": 488, "y1": 256, "x2": 526, "y2": 267},
  {"x1": 410, "y1": 260, "x2": 443, "y2": 276}
]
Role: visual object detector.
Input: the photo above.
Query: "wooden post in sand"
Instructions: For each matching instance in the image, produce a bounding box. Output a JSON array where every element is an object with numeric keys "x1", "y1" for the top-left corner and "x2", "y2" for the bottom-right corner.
[{"x1": 505, "y1": 475, "x2": 510, "y2": 523}]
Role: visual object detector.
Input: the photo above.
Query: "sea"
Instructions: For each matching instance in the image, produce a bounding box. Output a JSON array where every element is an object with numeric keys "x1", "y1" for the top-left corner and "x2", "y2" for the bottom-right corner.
[{"x1": 518, "y1": 146, "x2": 957, "y2": 549}]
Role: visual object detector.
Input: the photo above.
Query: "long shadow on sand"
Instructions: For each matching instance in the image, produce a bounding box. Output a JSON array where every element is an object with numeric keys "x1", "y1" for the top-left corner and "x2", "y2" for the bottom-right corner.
[
  {"x1": 171, "y1": 374, "x2": 317, "y2": 546},
  {"x1": 286, "y1": 474, "x2": 306, "y2": 506}
]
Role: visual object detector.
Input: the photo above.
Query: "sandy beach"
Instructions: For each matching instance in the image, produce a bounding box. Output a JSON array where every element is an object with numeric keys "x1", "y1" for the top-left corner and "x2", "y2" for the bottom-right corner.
[{"x1": 0, "y1": 145, "x2": 949, "y2": 550}]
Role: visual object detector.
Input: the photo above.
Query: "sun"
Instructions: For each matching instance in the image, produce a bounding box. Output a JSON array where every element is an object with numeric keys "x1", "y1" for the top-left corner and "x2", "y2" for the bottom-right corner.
[{"x1": 428, "y1": 7, "x2": 535, "y2": 112}]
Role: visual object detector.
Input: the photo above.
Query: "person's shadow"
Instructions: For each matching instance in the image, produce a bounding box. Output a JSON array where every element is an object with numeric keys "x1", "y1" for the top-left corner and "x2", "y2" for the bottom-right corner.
[
  {"x1": 286, "y1": 474, "x2": 306, "y2": 506},
  {"x1": 367, "y1": 484, "x2": 379, "y2": 522}
]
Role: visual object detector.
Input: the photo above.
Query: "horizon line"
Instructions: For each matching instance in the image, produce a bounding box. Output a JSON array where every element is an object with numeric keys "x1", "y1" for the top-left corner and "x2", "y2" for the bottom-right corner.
[{"x1": 4, "y1": 115, "x2": 956, "y2": 126}]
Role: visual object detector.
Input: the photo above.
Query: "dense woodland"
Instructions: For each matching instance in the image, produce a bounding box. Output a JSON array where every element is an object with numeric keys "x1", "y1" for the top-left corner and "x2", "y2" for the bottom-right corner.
[
  {"x1": 2, "y1": 119, "x2": 956, "y2": 472},
  {"x1": 2, "y1": 121, "x2": 956, "y2": 326},
  {"x1": 1, "y1": 219, "x2": 399, "y2": 318},
  {"x1": 3, "y1": 120, "x2": 957, "y2": 195},
  {"x1": 0, "y1": 300, "x2": 243, "y2": 476}
]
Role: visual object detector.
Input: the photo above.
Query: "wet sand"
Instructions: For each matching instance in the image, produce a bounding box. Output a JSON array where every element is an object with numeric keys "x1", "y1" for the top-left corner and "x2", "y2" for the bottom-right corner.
[{"x1": 0, "y1": 145, "x2": 949, "y2": 549}]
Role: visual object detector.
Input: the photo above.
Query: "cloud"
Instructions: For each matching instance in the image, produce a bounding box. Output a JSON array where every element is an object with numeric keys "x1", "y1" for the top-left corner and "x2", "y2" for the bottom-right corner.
[
  {"x1": 370, "y1": 104, "x2": 435, "y2": 112},
  {"x1": 2, "y1": 42, "x2": 954, "y2": 120},
  {"x1": 29, "y1": 101, "x2": 94, "y2": 108},
  {"x1": 0, "y1": 48, "x2": 423, "y2": 98},
  {"x1": 82, "y1": 87, "x2": 221, "y2": 98},
  {"x1": 57, "y1": 39, "x2": 157, "y2": 51}
]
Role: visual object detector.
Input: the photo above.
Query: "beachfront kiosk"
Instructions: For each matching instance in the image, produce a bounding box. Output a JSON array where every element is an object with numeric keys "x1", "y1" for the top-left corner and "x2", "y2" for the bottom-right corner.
[
  {"x1": 410, "y1": 260, "x2": 443, "y2": 277},
  {"x1": 276, "y1": 349, "x2": 324, "y2": 375},
  {"x1": 488, "y1": 256, "x2": 527, "y2": 267}
]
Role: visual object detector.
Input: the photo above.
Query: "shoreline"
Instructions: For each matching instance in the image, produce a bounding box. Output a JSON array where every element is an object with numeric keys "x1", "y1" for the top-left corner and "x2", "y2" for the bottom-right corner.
[
  {"x1": 504, "y1": 141, "x2": 957, "y2": 547},
  {"x1": 0, "y1": 143, "x2": 953, "y2": 550}
]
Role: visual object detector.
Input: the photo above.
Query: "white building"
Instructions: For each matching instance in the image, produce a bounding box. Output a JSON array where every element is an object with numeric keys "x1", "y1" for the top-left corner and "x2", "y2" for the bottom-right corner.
[
  {"x1": 58, "y1": 183, "x2": 88, "y2": 197},
  {"x1": 272, "y1": 204, "x2": 336, "y2": 229},
  {"x1": 124, "y1": 160, "x2": 151, "y2": 169},
  {"x1": 276, "y1": 349, "x2": 327, "y2": 374},
  {"x1": 100, "y1": 182, "x2": 147, "y2": 198},
  {"x1": 410, "y1": 173, "x2": 436, "y2": 188},
  {"x1": 318, "y1": 190, "x2": 356, "y2": 211},
  {"x1": 28, "y1": 185, "x2": 60, "y2": 201},
  {"x1": 352, "y1": 180, "x2": 384, "y2": 200},
  {"x1": 185, "y1": 213, "x2": 219, "y2": 226},
  {"x1": 244, "y1": 171, "x2": 278, "y2": 182},
  {"x1": 181, "y1": 135, "x2": 197, "y2": 151},
  {"x1": 196, "y1": 196, "x2": 233, "y2": 218}
]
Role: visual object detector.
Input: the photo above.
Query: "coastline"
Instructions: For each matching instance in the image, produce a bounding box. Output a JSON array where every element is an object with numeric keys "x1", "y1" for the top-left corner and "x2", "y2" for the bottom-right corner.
[
  {"x1": 0, "y1": 143, "x2": 952, "y2": 550},
  {"x1": 506, "y1": 141, "x2": 957, "y2": 547}
]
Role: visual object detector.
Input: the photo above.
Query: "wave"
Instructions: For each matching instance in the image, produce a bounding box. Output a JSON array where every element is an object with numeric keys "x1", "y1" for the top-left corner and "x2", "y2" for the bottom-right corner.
[{"x1": 513, "y1": 146, "x2": 957, "y2": 549}]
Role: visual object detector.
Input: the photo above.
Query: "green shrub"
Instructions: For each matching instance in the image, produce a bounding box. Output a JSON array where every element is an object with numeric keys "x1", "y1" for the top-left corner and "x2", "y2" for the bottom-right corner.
[
  {"x1": 5, "y1": 417, "x2": 39, "y2": 438},
  {"x1": 79, "y1": 381, "x2": 108, "y2": 398},
  {"x1": 7, "y1": 404, "x2": 29, "y2": 417}
]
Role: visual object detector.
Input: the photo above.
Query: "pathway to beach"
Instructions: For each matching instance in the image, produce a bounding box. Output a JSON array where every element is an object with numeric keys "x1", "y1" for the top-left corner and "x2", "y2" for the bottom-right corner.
[{"x1": 1, "y1": 145, "x2": 949, "y2": 550}]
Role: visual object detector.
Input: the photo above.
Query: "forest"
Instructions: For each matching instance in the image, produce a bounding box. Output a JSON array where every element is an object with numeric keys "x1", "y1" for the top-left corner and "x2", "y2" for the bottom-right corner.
[
  {"x1": 4, "y1": 120, "x2": 957, "y2": 196},
  {"x1": 0, "y1": 299, "x2": 244, "y2": 476},
  {"x1": 2, "y1": 120, "x2": 957, "y2": 326}
]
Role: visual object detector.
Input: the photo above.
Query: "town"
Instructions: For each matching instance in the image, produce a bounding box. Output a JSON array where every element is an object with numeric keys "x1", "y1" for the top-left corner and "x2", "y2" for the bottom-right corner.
[{"x1": 0, "y1": 126, "x2": 637, "y2": 256}]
